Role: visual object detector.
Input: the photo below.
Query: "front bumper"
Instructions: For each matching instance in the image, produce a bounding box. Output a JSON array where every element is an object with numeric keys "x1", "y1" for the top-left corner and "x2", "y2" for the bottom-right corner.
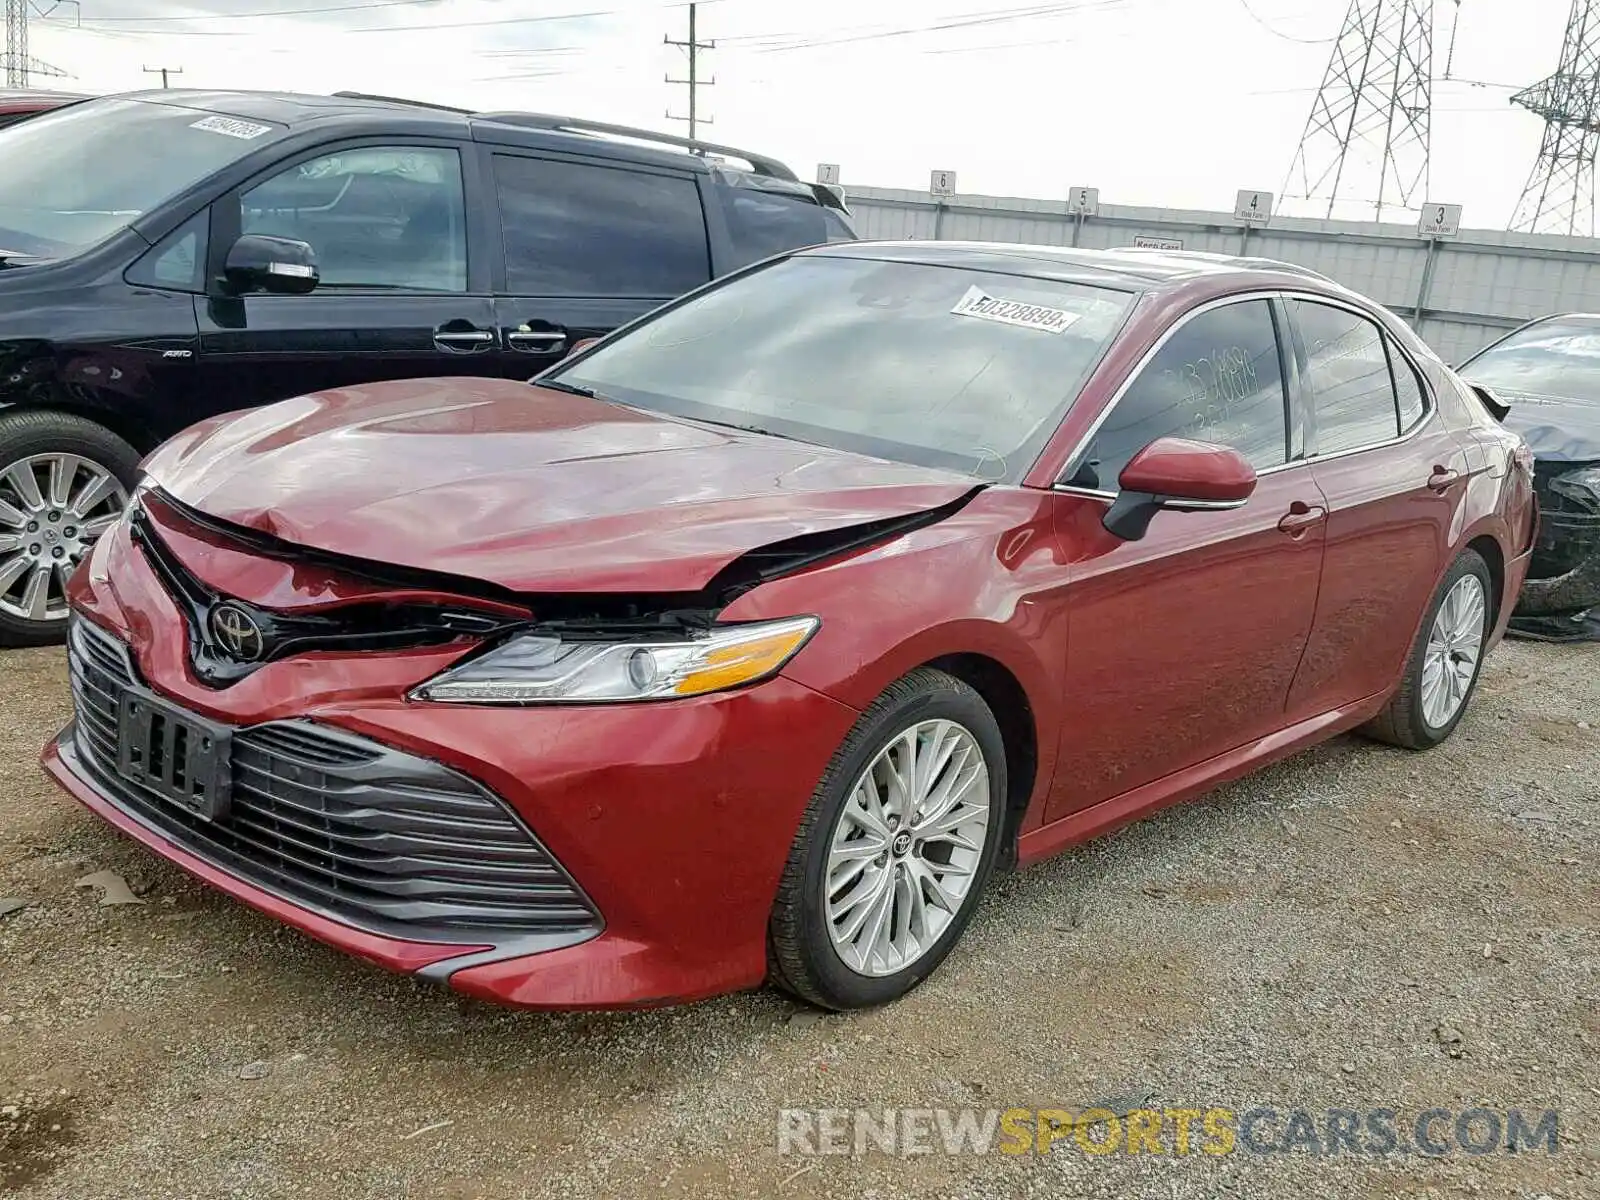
[{"x1": 42, "y1": 518, "x2": 862, "y2": 1009}]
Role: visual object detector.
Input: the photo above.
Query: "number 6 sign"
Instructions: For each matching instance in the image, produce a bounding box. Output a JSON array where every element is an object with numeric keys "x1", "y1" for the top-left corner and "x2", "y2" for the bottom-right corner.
[{"x1": 930, "y1": 170, "x2": 957, "y2": 199}]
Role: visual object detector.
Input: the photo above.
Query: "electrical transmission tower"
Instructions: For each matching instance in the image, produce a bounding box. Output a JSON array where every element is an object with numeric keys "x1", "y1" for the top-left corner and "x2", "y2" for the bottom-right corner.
[
  {"x1": 3, "y1": 0, "x2": 68, "y2": 88},
  {"x1": 665, "y1": 1, "x2": 714, "y2": 141},
  {"x1": 1508, "y1": 0, "x2": 1600, "y2": 238},
  {"x1": 1283, "y1": 1, "x2": 1435, "y2": 221}
]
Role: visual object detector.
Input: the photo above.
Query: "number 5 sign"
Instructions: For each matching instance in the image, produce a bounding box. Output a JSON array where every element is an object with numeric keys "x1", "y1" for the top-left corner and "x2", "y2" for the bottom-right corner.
[{"x1": 1417, "y1": 203, "x2": 1462, "y2": 239}]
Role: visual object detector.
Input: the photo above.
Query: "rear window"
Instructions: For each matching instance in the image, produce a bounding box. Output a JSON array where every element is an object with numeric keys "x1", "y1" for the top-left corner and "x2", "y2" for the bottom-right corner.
[{"x1": 720, "y1": 182, "x2": 856, "y2": 269}]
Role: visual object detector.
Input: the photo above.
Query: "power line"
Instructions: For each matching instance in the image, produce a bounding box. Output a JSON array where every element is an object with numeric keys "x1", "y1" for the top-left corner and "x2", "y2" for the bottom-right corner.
[
  {"x1": 1235, "y1": 0, "x2": 1334, "y2": 45},
  {"x1": 1282, "y1": 1, "x2": 1436, "y2": 221},
  {"x1": 664, "y1": 0, "x2": 713, "y2": 140},
  {"x1": 1508, "y1": 0, "x2": 1600, "y2": 237}
]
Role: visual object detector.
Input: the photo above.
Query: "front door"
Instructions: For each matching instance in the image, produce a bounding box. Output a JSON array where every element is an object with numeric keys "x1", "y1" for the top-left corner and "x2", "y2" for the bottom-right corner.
[
  {"x1": 194, "y1": 142, "x2": 498, "y2": 414},
  {"x1": 484, "y1": 151, "x2": 714, "y2": 378},
  {"x1": 1280, "y1": 297, "x2": 1477, "y2": 715},
  {"x1": 1049, "y1": 295, "x2": 1328, "y2": 819}
]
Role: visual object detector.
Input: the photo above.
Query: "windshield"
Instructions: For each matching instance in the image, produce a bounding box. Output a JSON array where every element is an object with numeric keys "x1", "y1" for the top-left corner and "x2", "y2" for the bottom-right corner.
[
  {"x1": 552, "y1": 254, "x2": 1136, "y2": 481},
  {"x1": 0, "y1": 97, "x2": 288, "y2": 259},
  {"x1": 1459, "y1": 319, "x2": 1600, "y2": 405}
]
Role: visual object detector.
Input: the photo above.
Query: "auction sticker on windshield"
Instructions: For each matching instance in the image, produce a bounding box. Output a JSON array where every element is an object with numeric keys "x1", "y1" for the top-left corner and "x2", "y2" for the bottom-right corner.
[
  {"x1": 189, "y1": 115, "x2": 274, "y2": 140},
  {"x1": 951, "y1": 286, "x2": 1082, "y2": 334}
]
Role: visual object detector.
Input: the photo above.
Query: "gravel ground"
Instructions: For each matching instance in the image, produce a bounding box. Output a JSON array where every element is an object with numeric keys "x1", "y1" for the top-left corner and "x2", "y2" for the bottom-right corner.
[{"x1": 1, "y1": 637, "x2": 1596, "y2": 1199}]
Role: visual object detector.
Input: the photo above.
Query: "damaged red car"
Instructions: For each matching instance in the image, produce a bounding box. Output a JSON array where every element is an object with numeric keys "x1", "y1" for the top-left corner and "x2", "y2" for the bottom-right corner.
[{"x1": 42, "y1": 242, "x2": 1536, "y2": 1011}]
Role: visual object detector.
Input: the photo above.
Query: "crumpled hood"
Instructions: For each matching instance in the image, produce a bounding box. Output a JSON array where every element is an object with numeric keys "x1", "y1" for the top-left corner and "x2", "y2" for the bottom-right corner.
[{"x1": 139, "y1": 377, "x2": 978, "y2": 593}]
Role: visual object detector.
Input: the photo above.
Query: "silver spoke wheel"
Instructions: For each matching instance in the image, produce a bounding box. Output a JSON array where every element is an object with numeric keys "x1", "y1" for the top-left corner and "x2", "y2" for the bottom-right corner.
[
  {"x1": 1420, "y1": 573, "x2": 1487, "y2": 730},
  {"x1": 0, "y1": 453, "x2": 127, "y2": 625},
  {"x1": 824, "y1": 718, "x2": 991, "y2": 978}
]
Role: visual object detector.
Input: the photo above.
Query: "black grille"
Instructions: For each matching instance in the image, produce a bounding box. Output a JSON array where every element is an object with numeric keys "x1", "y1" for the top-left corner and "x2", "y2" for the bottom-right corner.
[{"x1": 65, "y1": 617, "x2": 601, "y2": 942}]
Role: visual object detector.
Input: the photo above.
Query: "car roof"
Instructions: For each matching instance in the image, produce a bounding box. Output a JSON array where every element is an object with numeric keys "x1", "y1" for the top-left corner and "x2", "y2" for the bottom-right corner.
[
  {"x1": 0, "y1": 88, "x2": 90, "y2": 111},
  {"x1": 801, "y1": 240, "x2": 1343, "y2": 295},
  {"x1": 68, "y1": 88, "x2": 810, "y2": 186}
]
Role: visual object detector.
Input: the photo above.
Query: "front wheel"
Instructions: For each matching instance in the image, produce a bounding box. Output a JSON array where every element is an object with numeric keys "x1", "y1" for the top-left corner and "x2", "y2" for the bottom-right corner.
[
  {"x1": 0, "y1": 411, "x2": 140, "y2": 647},
  {"x1": 768, "y1": 668, "x2": 1007, "y2": 1010},
  {"x1": 1362, "y1": 547, "x2": 1494, "y2": 750}
]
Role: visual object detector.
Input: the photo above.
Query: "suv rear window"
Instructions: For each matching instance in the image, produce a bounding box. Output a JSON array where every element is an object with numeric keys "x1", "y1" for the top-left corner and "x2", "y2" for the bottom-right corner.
[{"x1": 719, "y1": 182, "x2": 855, "y2": 269}]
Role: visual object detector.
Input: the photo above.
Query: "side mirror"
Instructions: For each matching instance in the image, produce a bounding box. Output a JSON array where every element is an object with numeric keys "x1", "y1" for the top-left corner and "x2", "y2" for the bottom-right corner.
[
  {"x1": 222, "y1": 234, "x2": 319, "y2": 296},
  {"x1": 1102, "y1": 437, "x2": 1257, "y2": 541}
]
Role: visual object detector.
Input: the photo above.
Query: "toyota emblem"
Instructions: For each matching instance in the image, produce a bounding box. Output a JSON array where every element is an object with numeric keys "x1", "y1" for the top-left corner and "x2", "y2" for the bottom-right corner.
[{"x1": 210, "y1": 603, "x2": 266, "y2": 662}]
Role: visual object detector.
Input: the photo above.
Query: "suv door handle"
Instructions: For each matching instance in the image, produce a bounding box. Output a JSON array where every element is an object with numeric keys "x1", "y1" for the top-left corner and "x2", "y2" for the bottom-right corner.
[
  {"x1": 1427, "y1": 467, "x2": 1462, "y2": 492},
  {"x1": 506, "y1": 329, "x2": 568, "y2": 354},
  {"x1": 1277, "y1": 501, "x2": 1327, "y2": 536},
  {"x1": 433, "y1": 326, "x2": 496, "y2": 354}
]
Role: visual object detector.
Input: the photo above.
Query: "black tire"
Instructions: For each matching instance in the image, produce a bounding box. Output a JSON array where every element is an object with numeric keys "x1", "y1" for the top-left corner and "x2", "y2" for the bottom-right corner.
[
  {"x1": 767, "y1": 667, "x2": 1008, "y2": 1011},
  {"x1": 0, "y1": 410, "x2": 141, "y2": 648},
  {"x1": 1361, "y1": 547, "x2": 1495, "y2": 751}
]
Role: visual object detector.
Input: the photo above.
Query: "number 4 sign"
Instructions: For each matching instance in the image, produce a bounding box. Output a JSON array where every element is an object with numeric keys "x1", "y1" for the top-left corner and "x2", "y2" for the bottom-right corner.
[
  {"x1": 1418, "y1": 203, "x2": 1462, "y2": 239},
  {"x1": 1234, "y1": 190, "x2": 1273, "y2": 226}
]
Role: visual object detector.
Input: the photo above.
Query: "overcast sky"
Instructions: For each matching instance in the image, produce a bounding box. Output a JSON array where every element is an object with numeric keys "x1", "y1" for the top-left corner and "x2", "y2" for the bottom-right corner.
[{"x1": 24, "y1": 0, "x2": 1580, "y2": 230}]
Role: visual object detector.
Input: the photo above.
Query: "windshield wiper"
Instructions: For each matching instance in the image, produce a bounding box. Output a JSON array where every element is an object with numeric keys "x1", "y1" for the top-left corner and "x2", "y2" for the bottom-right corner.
[
  {"x1": 535, "y1": 379, "x2": 603, "y2": 400},
  {"x1": 678, "y1": 415, "x2": 815, "y2": 445}
]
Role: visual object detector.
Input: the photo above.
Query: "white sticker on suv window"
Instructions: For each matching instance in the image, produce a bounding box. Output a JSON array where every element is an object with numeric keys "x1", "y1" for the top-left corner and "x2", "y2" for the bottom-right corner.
[
  {"x1": 950, "y1": 285, "x2": 1081, "y2": 334},
  {"x1": 189, "y1": 115, "x2": 273, "y2": 140}
]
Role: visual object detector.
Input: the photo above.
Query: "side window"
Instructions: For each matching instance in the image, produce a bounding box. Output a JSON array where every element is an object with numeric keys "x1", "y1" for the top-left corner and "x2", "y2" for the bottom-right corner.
[
  {"x1": 1289, "y1": 300, "x2": 1402, "y2": 454},
  {"x1": 1389, "y1": 341, "x2": 1428, "y2": 432},
  {"x1": 238, "y1": 146, "x2": 466, "y2": 292},
  {"x1": 720, "y1": 186, "x2": 849, "y2": 267},
  {"x1": 1069, "y1": 299, "x2": 1289, "y2": 491},
  {"x1": 126, "y1": 210, "x2": 208, "y2": 292},
  {"x1": 493, "y1": 155, "x2": 709, "y2": 296}
]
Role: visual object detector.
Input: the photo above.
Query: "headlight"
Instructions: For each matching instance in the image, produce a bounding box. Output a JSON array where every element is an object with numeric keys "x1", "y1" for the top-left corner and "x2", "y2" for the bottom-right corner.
[{"x1": 410, "y1": 615, "x2": 820, "y2": 705}]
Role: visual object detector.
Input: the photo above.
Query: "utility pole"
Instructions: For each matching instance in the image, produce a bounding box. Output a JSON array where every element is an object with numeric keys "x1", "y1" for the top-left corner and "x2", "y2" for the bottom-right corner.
[
  {"x1": 1507, "y1": 0, "x2": 1600, "y2": 237},
  {"x1": 1282, "y1": 1, "x2": 1435, "y2": 222},
  {"x1": 143, "y1": 64, "x2": 183, "y2": 89},
  {"x1": 665, "y1": 1, "x2": 714, "y2": 141}
]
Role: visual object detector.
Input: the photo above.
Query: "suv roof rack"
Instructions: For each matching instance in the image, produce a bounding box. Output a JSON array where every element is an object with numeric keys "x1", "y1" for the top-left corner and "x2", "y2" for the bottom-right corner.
[
  {"x1": 330, "y1": 90, "x2": 476, "y2": 115},
  {"x1": 472, "y1": 110, "x2": 800, "y2": 182}
]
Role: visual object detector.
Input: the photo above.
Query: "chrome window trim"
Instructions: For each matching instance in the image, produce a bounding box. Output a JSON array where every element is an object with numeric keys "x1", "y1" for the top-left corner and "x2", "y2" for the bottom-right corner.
[{"x1": 1051, "y1": 287, "x2": 1440, "y2": 493}]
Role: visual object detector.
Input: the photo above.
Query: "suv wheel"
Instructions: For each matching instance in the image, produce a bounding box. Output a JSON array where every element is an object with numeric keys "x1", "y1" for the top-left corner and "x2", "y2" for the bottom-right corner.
[{"x1": 0, "y1": 411, "x2": 140, "y2": 647}]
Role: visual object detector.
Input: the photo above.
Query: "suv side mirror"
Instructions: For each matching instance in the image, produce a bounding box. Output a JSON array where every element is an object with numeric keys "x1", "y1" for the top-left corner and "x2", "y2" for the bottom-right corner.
[
  {"x1": 1102, "y1": 437, "x2": 1257, "y2": 541},
  {"x1": 222, "y1": 234, "x2": 319, "y2": 296}
]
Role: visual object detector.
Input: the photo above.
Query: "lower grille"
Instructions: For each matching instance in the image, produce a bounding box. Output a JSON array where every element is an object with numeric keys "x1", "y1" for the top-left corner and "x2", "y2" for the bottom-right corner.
[{"x1": 65, "y1": 616, "x2": 601, "y2": 943}]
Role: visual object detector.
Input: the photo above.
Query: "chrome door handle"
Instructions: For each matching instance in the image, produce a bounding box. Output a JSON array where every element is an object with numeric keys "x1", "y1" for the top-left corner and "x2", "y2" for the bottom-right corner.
[
  {"x1": 433, "y1": 328, "x2": 496, "y2": 353},
  {"x1": 1277, "y1": 502, "x2": 1326, "y2": 535},
  {"x1": 1428, "y1": 467, "x2": 1462, "y2": 492},
  {"x1": 506, "y1": 330, "x2": 568, "y2": 353}
]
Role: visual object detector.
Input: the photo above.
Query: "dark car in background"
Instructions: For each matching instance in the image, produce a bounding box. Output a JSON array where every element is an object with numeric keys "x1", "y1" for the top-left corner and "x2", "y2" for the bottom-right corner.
[
  {"x1": 0, "y1": 88, "x2": 856, "y2": 644},
  {"x1": 1455, "y1": 312, "x2": 1600, "y2": 640},
  {"x1": 0, "y1": 87, "x2": 89, "y2": 130}
]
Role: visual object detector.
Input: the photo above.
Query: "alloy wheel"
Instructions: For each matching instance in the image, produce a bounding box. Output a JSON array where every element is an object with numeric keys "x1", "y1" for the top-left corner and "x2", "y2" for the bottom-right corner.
[
  {"x1": 0, "y1": 453, "x2": 127, "y2": 625},
  {"x1": 824, "y1": 718, "x2": 992, "y2": 977},
  {"x1": 1420, "y1": 573, "x2": 1488, "y2": 730}
]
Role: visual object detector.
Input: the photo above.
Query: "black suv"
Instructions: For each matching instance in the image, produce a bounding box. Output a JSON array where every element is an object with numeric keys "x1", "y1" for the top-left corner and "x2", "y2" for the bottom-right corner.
[{"x1": 0, "y1": 89, "x2": 857, "y2": 644}]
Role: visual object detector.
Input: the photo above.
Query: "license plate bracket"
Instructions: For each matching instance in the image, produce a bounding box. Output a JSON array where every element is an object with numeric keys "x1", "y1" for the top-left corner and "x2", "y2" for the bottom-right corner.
[{"x1": 116, "y1": 687, "x2": 234, "y2": 822}]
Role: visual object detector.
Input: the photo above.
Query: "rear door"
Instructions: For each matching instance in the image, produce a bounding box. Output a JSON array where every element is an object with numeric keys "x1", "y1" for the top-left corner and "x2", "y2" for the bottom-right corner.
[
  {"x1": 1281, "y1": 295, "x2": 1476, "y2": 716},
  {"x1": 193, "y1": 140, "x2": 499, "y2": 414},
  {"x1": 485, "y1": 151, "x2": 713, "y2": 376}
]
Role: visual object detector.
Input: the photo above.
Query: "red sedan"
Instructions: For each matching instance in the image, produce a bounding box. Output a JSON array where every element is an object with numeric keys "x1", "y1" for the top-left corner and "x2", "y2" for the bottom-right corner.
[
  {"x1": 0, "y1": 88, "x2": 88, "y2": 130},
  {"x1": 41, "y1": 242, "x2": 1536, "y2": 1011}
]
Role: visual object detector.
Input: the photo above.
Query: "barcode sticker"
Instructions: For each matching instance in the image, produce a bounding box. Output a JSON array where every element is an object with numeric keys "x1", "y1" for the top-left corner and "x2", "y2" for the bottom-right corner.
[
  {"x1": 190, "y1": 115, "x2": 274, "y2": 140},
  {"x1": 951, "y1": 286, "x2": 1081, "y2": 334}
]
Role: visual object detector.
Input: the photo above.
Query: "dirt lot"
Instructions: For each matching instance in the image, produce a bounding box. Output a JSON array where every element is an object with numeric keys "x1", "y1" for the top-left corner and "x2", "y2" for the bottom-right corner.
[{"x1": 1, "y1": 637, "x2": 1596, "y2": 1200}]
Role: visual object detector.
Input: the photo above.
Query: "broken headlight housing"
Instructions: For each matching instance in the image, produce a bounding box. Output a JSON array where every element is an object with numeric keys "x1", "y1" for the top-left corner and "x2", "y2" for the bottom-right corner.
[{"x1": 410, "y1": 615, "x2": 820, "y2": 704}]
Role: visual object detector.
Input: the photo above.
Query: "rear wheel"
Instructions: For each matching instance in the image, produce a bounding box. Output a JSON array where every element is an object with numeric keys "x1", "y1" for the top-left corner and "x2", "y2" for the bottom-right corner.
[
  {"x1": 0, "y1": 411, "x2": 139, "y2": 647},
  {"x1": 1362, "y1": 548, "x2": 1493, "y2": 750},
  {"x1": 768, "y1": 668, "x2": 1007, "y2": 1010}
]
